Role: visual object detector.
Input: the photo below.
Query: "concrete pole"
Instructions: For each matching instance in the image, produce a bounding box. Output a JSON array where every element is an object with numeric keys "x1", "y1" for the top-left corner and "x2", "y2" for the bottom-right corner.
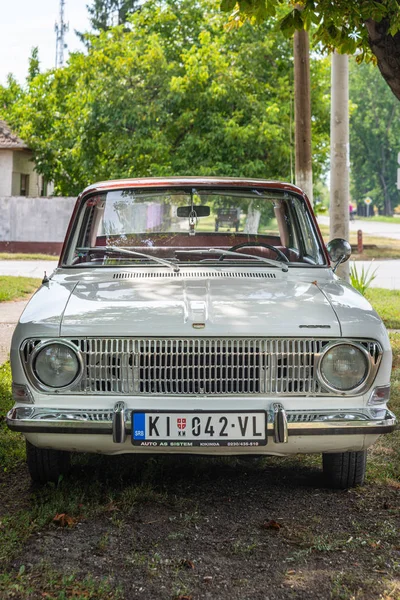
[
  {"x1": 330, "y1": 51, "x2": 350, "y2": 281},
  {"x1": 294, "y1": 30, "x2": 313, "y2": 205}
]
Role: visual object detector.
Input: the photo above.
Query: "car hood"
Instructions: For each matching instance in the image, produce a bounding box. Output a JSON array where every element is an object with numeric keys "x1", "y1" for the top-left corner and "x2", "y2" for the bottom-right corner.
[{"x1": 58, "y1": 272, "x2": 341, "y2": 337}]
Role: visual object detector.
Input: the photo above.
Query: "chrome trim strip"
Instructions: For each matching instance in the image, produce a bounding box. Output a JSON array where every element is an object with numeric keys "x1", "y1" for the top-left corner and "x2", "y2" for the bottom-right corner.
[{"x1": 7, "y1": 407, "x2": 397, "y2": 436}]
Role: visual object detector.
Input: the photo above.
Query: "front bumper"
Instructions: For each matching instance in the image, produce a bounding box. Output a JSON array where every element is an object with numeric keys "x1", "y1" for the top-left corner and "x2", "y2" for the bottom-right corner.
[{"x1": 6, "y1": 403, "x2": 397, "y2": 441}]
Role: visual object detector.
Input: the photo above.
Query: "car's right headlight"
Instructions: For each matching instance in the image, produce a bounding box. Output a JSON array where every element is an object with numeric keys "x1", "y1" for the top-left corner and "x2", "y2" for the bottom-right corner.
[
  {"x1": 318, "y1": 342, "x2": 370, "y2": 393},
  {"x1": 32, "y1": 341, "x2": 81, "y2": 389}
]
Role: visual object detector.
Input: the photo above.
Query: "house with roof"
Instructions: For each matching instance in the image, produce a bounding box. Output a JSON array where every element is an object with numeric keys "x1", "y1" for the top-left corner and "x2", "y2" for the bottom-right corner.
[{"x1": 0, "y1": 120, "x2": 52, "y2": 197}]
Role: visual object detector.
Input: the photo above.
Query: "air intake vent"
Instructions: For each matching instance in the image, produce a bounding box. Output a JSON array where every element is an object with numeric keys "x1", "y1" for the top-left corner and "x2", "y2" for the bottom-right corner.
[{"x1": 113, "y1": 270, "x2": 277, "y2": 280}]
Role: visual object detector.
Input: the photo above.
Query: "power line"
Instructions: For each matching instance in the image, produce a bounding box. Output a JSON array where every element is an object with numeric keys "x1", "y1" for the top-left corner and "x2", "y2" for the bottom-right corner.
[{"x1": 55, "y1": 0, "x2": 69, "y2": 68}]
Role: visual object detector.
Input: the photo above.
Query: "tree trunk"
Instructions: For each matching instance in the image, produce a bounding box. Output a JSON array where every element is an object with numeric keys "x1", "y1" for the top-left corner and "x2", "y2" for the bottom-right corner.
[
  {"x1": 379, "y1": 172, "x2": 392, "y2": 215},
  {"x1": 365, "y1": 18, "x2": 400, "y2": 102},
  {"x1": 330, "y1": 52, "x2": 350, "y2": 281},
  {"x1": 294, "y1": 30, "x2": 313, "y2": 205}
]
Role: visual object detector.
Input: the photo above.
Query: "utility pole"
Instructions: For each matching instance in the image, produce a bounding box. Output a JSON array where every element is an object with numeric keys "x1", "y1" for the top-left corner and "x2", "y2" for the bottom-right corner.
[
  {"x1": 55, "y1": 0, "x2": 69, "y2": 68},
  {"x1": 330, "y1": 51, "x2": 350, "y2": 281},
  {"x1": 293, "y1": 30, "x2": 313, "y2": 205}
]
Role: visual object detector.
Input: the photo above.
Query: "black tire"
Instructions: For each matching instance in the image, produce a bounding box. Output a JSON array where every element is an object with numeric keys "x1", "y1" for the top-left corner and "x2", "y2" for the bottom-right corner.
[
  {"x1": 26, "y1": 440, "x2": 71, "y2": 484},
  {"x1": 322, "y1": 450, "x2": 367, "y2": 489}
]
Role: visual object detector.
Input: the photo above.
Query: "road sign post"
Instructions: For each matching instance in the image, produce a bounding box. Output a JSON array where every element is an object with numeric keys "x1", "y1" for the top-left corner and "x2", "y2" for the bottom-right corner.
[
  {"x1": 364, "y1": 197, "x2": 372, "y2": 217},
  {"x1": 357, "y1": 229, "x2": 363, "y2": 254}
]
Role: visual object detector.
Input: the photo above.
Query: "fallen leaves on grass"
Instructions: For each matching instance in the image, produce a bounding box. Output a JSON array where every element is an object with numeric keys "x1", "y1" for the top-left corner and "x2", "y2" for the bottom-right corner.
[
  {"x1": 261, "y1": 520, "x2": 282, "y2": 531},
  {"x1": 52, "y1": 513, "x2": 78, "y2": 528},
  {"x1": 179, "y1": 558, "x2": 195, "y2": 569}
]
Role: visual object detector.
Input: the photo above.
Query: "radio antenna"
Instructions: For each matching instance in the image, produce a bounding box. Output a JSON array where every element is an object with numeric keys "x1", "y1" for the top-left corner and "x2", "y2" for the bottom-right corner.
[{"x1": 55, "y1": 0, "x2": 69, "y2": 68}]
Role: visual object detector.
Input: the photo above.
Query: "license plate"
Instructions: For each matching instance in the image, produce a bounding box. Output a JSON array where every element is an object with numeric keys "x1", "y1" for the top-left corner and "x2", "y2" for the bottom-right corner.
[{"x1": 131, "y1": 411, "x2": 267, "y2": 447}]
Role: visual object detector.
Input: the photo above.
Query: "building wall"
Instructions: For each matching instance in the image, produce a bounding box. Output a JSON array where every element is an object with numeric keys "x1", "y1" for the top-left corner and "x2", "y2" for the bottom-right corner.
[
  {"x1": 12, "y1": 150, "x2": 46, "y2": 196},
  {"x1": 0, "y1": 150, "x2": 13, "y2": 196},
  {"x1": 0, "y1": 196, "x2": 76, "y2": 254}
]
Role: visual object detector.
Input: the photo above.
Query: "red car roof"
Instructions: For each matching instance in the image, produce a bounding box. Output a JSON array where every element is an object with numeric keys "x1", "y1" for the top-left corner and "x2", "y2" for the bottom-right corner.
[{"x1": 79, "y1": 177, "x2": 305, "y2": 198}]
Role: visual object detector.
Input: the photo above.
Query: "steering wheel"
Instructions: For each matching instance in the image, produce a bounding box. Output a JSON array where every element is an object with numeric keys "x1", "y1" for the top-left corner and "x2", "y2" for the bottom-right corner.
[{"x1": 218, "y1": 242, "x2": 290, "y2": 263}]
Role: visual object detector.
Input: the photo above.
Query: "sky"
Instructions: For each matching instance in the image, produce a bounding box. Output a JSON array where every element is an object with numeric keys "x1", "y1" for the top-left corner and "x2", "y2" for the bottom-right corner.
[{"x1": 0, "y1": 0, "x2": 91, "y2": 86}]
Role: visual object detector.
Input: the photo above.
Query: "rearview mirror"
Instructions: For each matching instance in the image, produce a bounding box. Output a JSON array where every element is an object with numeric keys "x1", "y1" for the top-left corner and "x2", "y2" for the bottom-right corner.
[
  {"x1": 177, "y1": 205, "x2": 210, "y2": 218},
  {"x1": 326, "y1": 238, "x2": 351, "y2": 273}
]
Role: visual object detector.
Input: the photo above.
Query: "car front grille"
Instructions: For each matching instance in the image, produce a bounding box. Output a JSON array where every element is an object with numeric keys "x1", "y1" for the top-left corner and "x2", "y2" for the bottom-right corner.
[{"x1": 22, "y1": 337, "x2": 382, "y2": 397}]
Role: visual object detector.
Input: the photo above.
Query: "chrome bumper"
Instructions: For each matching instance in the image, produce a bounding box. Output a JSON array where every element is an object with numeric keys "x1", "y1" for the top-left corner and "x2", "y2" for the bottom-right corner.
[{"x1": 6, "y1": 403, "x2": 397, "y2": 443}]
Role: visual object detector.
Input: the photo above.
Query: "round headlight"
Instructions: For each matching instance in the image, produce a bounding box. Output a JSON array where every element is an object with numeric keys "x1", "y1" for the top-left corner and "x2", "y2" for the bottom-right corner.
[
  {"x1": 33, "y1": 342, "x2": 80, "y2": 389},
  {"x1": 319, "y1": 343, "x2": 370, "y2": 392}
]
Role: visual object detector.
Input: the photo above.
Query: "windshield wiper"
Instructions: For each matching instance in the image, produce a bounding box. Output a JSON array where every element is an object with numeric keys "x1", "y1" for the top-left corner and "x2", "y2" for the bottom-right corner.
[
  {"x1": 75, "y1": 247, "x2": 180, "y2": 272},
  {"x1": 176, "y1": 249, "x2": 289, "y2": 272}
]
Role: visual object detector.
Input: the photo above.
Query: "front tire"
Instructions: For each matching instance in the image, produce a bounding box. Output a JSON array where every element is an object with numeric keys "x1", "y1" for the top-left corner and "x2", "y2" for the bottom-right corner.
[
  {"x1": 26, "y1": 440, "x2": 71, "y2": 484},
  {"x1": 322, "y1": 450, "x2": 367, "y2": 489}
]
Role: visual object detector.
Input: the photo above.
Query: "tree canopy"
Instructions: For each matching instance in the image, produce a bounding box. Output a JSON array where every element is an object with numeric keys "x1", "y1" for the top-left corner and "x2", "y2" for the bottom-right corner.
[
  {"x1": 0, "y1": 0, "x2": 330, "y2": 196},
  {"x1": 222, "y1": 0, "x2": 400, "y2": 101},
  {"x1": 349, "y1": 60, "x2": 400, "y2": 214}
]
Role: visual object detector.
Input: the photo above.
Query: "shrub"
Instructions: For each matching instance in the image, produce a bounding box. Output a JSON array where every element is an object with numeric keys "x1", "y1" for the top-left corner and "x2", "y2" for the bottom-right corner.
[{"x1": 349, "y1": 262, "x2": 378, "y2": 295}]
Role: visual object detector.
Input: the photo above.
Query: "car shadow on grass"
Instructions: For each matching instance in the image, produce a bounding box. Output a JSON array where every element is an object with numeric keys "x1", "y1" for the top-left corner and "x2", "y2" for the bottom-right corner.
[
  {"x1": 69, "y1": 452, "x2": 326, "y2": 495},
  {"x1": 2, "y1": 453, "x2": 399, "y2": 600}
]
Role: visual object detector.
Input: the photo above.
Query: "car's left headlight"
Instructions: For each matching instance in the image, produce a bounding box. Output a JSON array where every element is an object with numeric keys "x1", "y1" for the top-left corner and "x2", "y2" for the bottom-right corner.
[
  {"x1": 32, "y1": 341, "x2": 82, "y2": 389},
  {"x1": 318, "y1": 343, "x2": 370, "y2": 393}
]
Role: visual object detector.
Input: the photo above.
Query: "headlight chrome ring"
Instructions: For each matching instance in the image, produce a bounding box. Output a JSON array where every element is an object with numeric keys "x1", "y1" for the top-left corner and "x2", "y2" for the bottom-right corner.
[
  {"x1": 29, "y1": 339, "x2": 83, "y2": 392},
  {"x1": 317, "y1": 341, "x2": 372, "y2": 394}
]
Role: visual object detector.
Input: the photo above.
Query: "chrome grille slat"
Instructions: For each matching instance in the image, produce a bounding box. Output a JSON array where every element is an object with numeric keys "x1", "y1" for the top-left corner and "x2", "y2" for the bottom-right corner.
[{"x1": 21, "y1": 337, "x2": 382, "y2": 396}]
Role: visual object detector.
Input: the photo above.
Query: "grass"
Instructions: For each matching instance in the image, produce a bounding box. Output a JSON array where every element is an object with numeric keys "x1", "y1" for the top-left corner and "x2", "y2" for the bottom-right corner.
[
  {"x1": 0, "y1": 566, "x2": 123, "y2": 600},
  {"x1": 0, "y1": 253, "x2": 58, "y2": 261},
  {"x1": 367, "y1": 332, "x2": 400, "y2": 483},
  {"x1": 0, "y1": 363, "x2": 25, "y2": 472},
  {"x1": 356, "y1": 215, "x2": 400, "y2": 224},
  {"x1": 366, "y1": 289, "x2": 400, "y2": 329},
  {"x1": 0, "y1": 276, "x2": 41, "y2": 302}
]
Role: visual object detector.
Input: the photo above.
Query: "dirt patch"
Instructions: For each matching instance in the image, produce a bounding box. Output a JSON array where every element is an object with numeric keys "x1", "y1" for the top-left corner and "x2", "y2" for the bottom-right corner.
[
  {"x1": 0, "y1": 464, "x2": 31, "y2": 518},
  {"x1": 3, "y1": 455, "x2": 400, "y2": 600}
]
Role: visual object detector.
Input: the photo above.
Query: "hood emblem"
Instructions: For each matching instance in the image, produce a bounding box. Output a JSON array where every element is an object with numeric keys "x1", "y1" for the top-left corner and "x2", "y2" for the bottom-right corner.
[
  {"x1": 192, "y1": 323, "x2": 205, "y2": 329},
  {"x1": 299, "y1": 325, "x2": 331, "y2": 329}
]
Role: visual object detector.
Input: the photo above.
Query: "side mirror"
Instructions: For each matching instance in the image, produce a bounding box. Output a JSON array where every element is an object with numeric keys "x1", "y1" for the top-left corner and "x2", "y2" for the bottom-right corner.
[{"x1": 326, "y1": 238, "x2": 351, "y2": 273}]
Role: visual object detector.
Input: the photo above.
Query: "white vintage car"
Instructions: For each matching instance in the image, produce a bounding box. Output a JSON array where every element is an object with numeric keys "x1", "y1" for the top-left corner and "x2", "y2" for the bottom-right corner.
[{"x1": 6, "y1": 178, "x2": 396, "y2": 487}]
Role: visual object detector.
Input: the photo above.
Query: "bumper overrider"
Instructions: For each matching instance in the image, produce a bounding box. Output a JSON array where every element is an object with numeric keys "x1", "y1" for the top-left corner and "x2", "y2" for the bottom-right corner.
[{"x1": 6, "y1": 402, "x2": 397, "y2": 444}]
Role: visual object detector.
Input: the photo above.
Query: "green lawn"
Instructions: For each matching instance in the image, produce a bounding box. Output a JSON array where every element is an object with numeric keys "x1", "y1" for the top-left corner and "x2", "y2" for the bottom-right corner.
[
  {"x1": 0, "y1": 277, "x2": 41, "y2": 303},
  {"x1": 357, "y1": 215, "x2": 400, "y2": 224},
  {"x1": 0, "y1": 253, "x2": 58, "y2": 261},
  {"x1": 366, "y1": 288, "x2": 400, "y2": 329}
]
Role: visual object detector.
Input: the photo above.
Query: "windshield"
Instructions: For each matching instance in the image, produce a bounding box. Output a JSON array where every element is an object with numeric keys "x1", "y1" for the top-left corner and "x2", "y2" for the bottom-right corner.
[{"x1": 63, "y1": 187, "x2": 327, "y2": 267}]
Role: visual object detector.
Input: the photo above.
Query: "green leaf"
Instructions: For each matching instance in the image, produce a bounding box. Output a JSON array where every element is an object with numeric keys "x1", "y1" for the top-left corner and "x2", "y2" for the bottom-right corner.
[{"x1": 220, "y1": 0, "x2": 236, "y2": 13}]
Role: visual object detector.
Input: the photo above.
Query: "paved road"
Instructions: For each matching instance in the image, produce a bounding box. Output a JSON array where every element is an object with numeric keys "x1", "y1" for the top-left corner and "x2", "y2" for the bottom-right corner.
[
  {"x1": 318, "y1": 215, "x2": 400, "y2": 240},
  {"x1": 0, "y1": 260, "x2": 57, "y2": 279},
  {"x1": 0, "y1": 300, "x2": 28, "y2": 365},
  {"x1": 355, "y1": 260, "x2": 400, "y2": 290}
]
